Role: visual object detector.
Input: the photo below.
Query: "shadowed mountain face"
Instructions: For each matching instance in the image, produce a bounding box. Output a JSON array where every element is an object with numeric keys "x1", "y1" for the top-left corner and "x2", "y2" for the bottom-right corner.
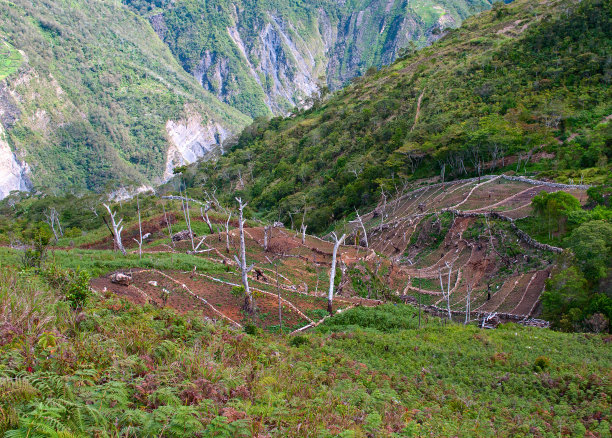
[{"x1": 130, "y1": 0, "x2": 498, "y2": 117}]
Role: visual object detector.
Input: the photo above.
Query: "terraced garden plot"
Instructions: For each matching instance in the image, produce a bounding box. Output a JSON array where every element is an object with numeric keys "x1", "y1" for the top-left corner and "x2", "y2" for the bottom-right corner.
[
  {"x1": 0, "y1": 40, "x2": 22, "y2": 80},
  {"x1": 495, "y1": 272, "x2": 541, "y2": 314},
  {"x1": 510, "y1": 269, "x2": 550, "y2": 315}
]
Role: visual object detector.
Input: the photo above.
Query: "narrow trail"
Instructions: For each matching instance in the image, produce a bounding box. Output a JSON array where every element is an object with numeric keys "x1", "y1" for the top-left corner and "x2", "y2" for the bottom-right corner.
[
  {"x1": 411, "y1": 89, "x2": 425, "y2": 131},
  {"x1": 450, "y1": 175, "x2": 502, "y2": 209},
  {"x1": 470, "y1": 185, "x2": 544, "y2": 212}
]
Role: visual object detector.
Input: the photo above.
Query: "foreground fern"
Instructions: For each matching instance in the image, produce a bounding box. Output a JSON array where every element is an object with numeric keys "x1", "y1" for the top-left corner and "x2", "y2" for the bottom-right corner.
[{"x1": 0, "y1": 266, "x2": 609, "y2": 436}]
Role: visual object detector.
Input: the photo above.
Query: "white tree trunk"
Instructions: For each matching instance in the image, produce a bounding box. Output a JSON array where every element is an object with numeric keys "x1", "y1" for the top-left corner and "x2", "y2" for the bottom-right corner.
[
  {"x1": 132, "y1": 195, "x2": 143, "y2": 259},
  {"x1": 439, "y1": 262, "x2": 453, "y2": 320},
  {"x1": 354, "y1": 208, "x2": 369, "y2": 248},
  {"x1": 327, "y1": 233, "x2": 346, "y2": 315},
  {"x1": 201, "y1": 204, "x2": 214, "y2": 234},
  {"x1": 235, "y1": 198, "x2": 254, "y2": 314},
  {"x1": 225, "y1": 212, "x2": 232, "y2": 253},
  {"x1": 263, "y1": 225, "x2": 270, "y2": 251},
  {"x1": 301, "y1": 224, "x2": 307, "y2": 245},
  {"x1": 103, "y1": 203, "x2": 126, "y2": 256},
  {"x1": 181, "y1": 190, "x2": 195, "y2": 252}
]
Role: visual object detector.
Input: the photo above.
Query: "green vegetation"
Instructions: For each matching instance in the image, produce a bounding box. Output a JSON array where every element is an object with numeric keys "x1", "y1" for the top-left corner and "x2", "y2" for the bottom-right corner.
[
  {"x1": 124, "y1": 0, "x2": 495, "y2": 118},
  {"x1": 0, "y1": 39, "x2": 22, "y2": 80},
  {"x1": 183, "y1": 0, "x2": 611, "y2": 233},
  {"x1": 516, "y1": 189, "x2": 612, "y2": 332},
  {"x1": 0, "y1": 0, "x2": 249, "y2": 192},
  {"x1": 2, "y1": 277, "x2": 609, "y2": 437},
  {"x1": 531, "y1": 191, "x2": 582, "y2": 239}
]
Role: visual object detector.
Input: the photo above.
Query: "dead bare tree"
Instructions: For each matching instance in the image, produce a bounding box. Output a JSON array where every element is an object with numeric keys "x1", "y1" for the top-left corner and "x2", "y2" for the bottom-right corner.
[
  {"x1": 300, "y1": 223, "x2": 307, "y2": 245},
  {"x1": 162, "y1": 202, "x2": 174, "y2": 248},
  {"x1": 133, "y1": 195, "x2": 143, "y2": 259},
  {"x1": 266, "y1": 255, "x2": 282, "y2": 332},
  {"x1": 234, "y1": 197, "x2": 255, "y2": 314},
  {"x1": 353, "y1": 208, "x2": 369, "y2": 248},
  {"x1": 44, "y1": 207, "x2": 63, "y2": 241},
  {"x1": 438, "y1": 261, "x2": 454, "y2": 320},
  {"x1": 179, "y1": 187, "x2": 195, "y2": 252},
  {"x1": 380, "y1": 188, "x2": 387, "y2": 229},
  {"x1": 327, "y1": 232, "x2": 346, "y2": 315},
  {"x1": 103, "y1": 203, "x2": 126, "y2": 256},
  {"x1": 201, "y1": 202, "x2": 214, "y2": 234},
  {"x1": 263, "y1": 225, "x2": 271, "y2": 251}
]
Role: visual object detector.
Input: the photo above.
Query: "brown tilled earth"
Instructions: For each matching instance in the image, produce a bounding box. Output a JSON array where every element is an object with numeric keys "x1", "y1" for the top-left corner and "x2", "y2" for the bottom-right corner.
[{"x1": 90, "y1": 177, "x2": 587, "y2": 326}]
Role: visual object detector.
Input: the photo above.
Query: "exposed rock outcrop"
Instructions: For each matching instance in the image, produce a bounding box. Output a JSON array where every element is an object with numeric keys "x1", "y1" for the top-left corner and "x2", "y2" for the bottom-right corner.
[
  {"x1": 151, "y1": 0, "x2": 486, "y2": 117},
  {"x1": 0, "y1": 123, "x2": 31, "y2": 200},
  {"x1": 164, "y1": 113, "x2": 230, "y2": 180}
]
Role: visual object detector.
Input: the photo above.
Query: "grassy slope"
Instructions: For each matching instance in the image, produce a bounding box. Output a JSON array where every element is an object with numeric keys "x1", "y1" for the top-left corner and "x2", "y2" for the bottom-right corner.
[
  {"x1": 1, "y1": 270, "x2": 609, "y2": 436},
  {"x1": 185, "y1": 0, "x2": 612, "y2": 232},
  {"x1": 0, "y1": 0, "x2": 250, "y2": 192},
  {"x1": 0, "y1": 39, "x2": 21, "y2": 81}
]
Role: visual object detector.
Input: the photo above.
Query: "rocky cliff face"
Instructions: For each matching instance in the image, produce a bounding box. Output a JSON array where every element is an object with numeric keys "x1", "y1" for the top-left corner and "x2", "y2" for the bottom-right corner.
[
  {"x1": 149, "y1": 0, "x2": 495, "y2": 117},
  {"x1": 164, "y1": 113, "x2": 230, "y2": 181},
  {"x1": 0, "y1": 124, "x2": 31, "y2": 199},
  {"x1": 0, "y1": 0, "x2": 250, "y2": 196}
]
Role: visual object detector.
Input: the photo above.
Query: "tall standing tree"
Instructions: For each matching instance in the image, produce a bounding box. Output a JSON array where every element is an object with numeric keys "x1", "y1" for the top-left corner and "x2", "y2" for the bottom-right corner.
[
  {"x1": 201, "y1": 202, "x2": 214, "y2": 234},
  {"x1": 234, "y1": 198, "x2": 255, "y2": 314},
  {"x1": 532, "y1": 191, "x2": 581, "y2": 239},
  {"x1": 102, "y1": 203, "x2": 126, "y2": 256},
  {"x1": 133, "y1": 195, "x2": 143, "y2": 259},
  {"x1": 327, "y1": 232, "x2": 346, "y2": 315},
  {"x1": 352, "y1": 208, "x2": 369, "y2": 248}
]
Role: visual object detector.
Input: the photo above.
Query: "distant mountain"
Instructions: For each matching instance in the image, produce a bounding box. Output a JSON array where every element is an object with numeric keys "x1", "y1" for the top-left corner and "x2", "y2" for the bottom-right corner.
[
  {"x1": 0, "y1": 0, "x2": 250, "y2": 197},
  {"x1": 128, "y1": 0, "x2": 499, "y2": 118},
  {"x1": 185, "y1": 0, "x2": 612, "y2": 232}
]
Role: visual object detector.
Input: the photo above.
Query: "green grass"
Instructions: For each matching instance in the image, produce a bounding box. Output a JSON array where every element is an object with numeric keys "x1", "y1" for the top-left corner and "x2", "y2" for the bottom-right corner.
[
  {"x1": 0, "y1": 247, "x2": 224, "y2": 277},
  {"x1": 0, "y1": 265, "x2": 610, "y2": 436},
  {"x1": 316, "y1": 305, "x2": 612, "y2": 437},
  {"x1": 0, "y1": 39, "x2": 22, "y2": 80}
]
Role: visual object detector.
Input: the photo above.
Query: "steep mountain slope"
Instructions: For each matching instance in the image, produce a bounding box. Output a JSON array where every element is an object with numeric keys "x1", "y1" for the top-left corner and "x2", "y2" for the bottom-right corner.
[
  {"x1": 0, "y1": 0, "x2": 250, "y2": 197},
  {"x1": 130, "y1": 0, "x2": 498, "y2": 117},
  {"x1": 186, "y1": 0, "x2": 611, "y2": 232}
]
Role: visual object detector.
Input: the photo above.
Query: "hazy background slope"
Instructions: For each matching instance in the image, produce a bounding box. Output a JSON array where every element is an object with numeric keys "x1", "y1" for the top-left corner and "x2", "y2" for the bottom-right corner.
[
  {"x1": 0, "y1": 0, "x2": 250, "y2": 195},
  {"x1": 127, "y1": 0, "x2": 498, "y2": 118}
]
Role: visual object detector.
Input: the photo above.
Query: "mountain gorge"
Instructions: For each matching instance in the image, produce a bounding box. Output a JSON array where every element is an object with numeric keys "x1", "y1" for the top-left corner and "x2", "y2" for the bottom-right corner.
[
  {"x1": 185, "y1": 0, "x2": 611, "y2": 232},
  {"x1": 131, "y1": 0, "x2": 499, "y2": 117},
  {"x1": 0, "y1": 0, "x2": 499, "y2": 199},
  {"x1": 0, "y1": 0, "x2": 249, "y2": 196},
  {"x1": 0, "y1": 0, "x2": 610, "y2": 435}
]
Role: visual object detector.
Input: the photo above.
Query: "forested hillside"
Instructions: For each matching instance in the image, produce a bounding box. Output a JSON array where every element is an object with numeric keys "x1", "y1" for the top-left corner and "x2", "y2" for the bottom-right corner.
[
  {"x1": 0, "y1": 0, "x2": 249, "y2": 194},
  {"x1": 125, "y1": 0, "x2": 498, "y2": 117},
  {"x1": 184, "y1": 0, "x2": 611, "y2": 232}
]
